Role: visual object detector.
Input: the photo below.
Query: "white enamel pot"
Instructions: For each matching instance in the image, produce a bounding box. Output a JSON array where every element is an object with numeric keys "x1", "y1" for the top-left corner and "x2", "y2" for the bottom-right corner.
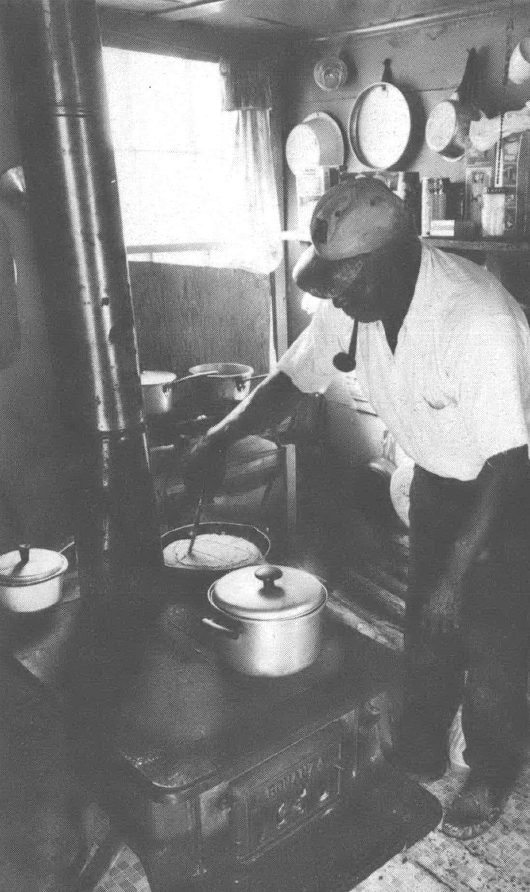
[
  {"x1": 0, "y1": 544, "x2": 68, "y2": 613},
  {"x1": 203, "y1": 564, "x2": 327, "y2": 677}
]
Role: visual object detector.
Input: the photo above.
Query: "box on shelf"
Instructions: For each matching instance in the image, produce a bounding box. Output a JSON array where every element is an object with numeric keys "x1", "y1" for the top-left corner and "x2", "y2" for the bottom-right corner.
[
  {"x1": 465, "y1": 145, "x2": 494, "y2": 230},
  {"x1": 421, "y1": 179, "x2": 465, "y2": 236},
  {"x1": 428, "y1": 219, "x2": 478, "y2": 239},
  {"x1": 494, "y1": 132, "x2": 530, "y2": 237}
]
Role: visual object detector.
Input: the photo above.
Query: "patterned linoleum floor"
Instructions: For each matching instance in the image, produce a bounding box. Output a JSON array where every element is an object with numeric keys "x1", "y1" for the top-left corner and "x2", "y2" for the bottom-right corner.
[{"x1": 93, "y1": 758, "x2": 530, "y2": 892}]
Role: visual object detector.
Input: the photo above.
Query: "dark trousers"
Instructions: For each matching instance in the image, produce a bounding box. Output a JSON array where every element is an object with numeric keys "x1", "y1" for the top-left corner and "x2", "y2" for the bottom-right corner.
[{"x1": 402, "y1": 465, "x2": 530, "y2": 774}]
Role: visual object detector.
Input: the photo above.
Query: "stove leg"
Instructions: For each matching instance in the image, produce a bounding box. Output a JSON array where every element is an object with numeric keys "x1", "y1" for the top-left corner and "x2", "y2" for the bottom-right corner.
[
  {"x1": 58, "y1": 827, "x2": 124, "y2": 892},
  {"x1": 139, "y1": 844, "x2": 202, "y2": 892}
]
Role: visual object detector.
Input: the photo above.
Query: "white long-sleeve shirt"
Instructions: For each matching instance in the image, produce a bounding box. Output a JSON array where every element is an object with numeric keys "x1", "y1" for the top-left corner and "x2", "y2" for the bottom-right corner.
[{"x1": 277, "y1": 244, "x2": 530, "y2": 480}]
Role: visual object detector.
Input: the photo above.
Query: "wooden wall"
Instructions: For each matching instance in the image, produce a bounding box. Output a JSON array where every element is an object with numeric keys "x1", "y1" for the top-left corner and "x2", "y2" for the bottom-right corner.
[{"x1": 129, "y1": 262, "x2": 271, "y2": 377}]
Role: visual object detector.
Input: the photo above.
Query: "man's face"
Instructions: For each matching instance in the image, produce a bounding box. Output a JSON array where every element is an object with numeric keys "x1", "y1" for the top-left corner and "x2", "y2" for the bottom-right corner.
[{"x1": 331, "y1": 253, "x2": 384, "y2": 322}]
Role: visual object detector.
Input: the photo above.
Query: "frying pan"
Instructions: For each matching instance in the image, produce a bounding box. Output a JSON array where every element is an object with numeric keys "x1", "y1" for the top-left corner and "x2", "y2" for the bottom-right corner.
[
  {"x1": 426, "y1": 48, "x2": 481, "y2": 162},
  {"x1": 349, "y1": 59, "x2": 412, "y2": 170},
  {"x1": 161, "y1": 521, "x2": 271, "y2": 589}
]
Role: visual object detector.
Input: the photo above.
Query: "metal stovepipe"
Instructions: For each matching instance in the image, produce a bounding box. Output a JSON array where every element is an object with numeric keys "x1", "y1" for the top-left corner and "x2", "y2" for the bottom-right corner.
[{"x1": 3, "y1": 0, "x2": 162, "y2": 611}]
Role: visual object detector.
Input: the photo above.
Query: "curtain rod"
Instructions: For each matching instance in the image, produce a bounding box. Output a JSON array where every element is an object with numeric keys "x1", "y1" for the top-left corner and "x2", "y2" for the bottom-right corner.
[{"x1": 311, "y1": 1, "x2": 524, "y2": 43}]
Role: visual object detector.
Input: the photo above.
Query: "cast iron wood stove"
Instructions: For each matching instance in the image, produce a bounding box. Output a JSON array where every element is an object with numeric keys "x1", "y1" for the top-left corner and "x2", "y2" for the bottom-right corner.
[{"x1": 13, "y1": 583, "x2": 441, "y2": 892}]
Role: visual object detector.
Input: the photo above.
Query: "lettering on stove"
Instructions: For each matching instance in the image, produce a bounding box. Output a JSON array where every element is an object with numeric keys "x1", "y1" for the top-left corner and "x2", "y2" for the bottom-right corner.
[{"x1": 264, "y1": 757, "x2": 326, "y2": 800}]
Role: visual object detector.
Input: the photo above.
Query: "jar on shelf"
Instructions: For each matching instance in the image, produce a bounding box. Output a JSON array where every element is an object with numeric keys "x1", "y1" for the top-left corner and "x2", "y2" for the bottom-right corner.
[
  {"x1": 431, "y1": 178, "x2": 449, "y2": 220},
  {"x1": 481, "y1": 187, "x2": 507, "y2": 237}
]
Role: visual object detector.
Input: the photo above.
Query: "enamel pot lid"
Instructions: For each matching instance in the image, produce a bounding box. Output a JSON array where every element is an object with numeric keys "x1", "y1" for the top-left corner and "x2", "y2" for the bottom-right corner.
[
  {"x1": 209, "y1": 564, "x2": 327, "y2": 621},
  {"x1": 0, "y1": 545, "x2": 68, "y2": 587}
]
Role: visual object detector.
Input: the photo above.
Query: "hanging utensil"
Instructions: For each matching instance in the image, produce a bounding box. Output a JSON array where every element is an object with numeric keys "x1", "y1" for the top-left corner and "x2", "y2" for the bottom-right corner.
[
  {"x1": 426, "y1": 48, "x2": 482, "y2": 162},
  {"x1": 349, "y1": 59, "x2": 412, "y2": 171},
  {"x1": 188, "y1": 481, "x2": 206, "y2": 555}
]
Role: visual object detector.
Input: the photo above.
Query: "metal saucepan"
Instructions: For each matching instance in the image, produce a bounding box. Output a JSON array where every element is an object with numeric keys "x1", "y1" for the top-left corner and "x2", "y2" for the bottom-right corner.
[
  {"x1": 141, "y1": 370, "x2": 177, "y2": 416},
  {"x1": 161, "y1": 521, "x2": 271, "y2": 588},
  {"x1": 142, "y1": 364, "x2": 266, "y2": 416},
  {"x1": 426, "y1": 48, "x2": 481, "y2": 162},
  {"x1": 349, "y1": 59, "x2": 412, "y2": 170},
  {"x1": 203, "y1": 564, "x2": 328, "y2": 677},
  {"x1": 175, "y1": 363, "x2": 264, "y2": 412}
]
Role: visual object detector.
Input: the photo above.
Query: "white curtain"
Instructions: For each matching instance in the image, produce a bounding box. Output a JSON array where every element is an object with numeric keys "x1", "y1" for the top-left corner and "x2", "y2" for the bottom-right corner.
[{"x1": 207, "y1": 107, "x2": 282, "y2": 275}]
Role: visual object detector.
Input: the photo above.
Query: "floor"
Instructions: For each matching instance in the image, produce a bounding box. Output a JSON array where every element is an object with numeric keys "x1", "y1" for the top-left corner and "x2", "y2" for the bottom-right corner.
[{"x1": 91, "y1": 754, "x2": 530, "y2": 892}]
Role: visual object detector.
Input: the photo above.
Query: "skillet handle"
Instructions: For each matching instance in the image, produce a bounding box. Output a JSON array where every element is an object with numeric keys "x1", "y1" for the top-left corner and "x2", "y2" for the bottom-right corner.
[
  {"x1": 202, "y1": 616, "x2": 241, "y2": 640},
  {"x1": 456, "y1": 48, "x2": 479, "y2": 106},
  {"x1": 382, "y1": 58, "x2": 394, "y2": 85}
]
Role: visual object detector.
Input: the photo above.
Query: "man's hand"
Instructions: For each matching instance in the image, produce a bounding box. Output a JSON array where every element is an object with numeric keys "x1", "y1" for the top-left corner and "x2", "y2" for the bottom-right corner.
[
  {"x1": 421, "y1": 576, "x2": 464, "y2": 641},
  {"x1": 180, "y1": 434, "x2": 227, "y2": 504}
]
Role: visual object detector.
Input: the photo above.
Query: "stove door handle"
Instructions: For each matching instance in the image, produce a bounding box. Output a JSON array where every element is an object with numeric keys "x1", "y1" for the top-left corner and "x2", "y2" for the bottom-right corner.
[{"x1": 202, "y1": 615, "x2": 241, "y2": 639}]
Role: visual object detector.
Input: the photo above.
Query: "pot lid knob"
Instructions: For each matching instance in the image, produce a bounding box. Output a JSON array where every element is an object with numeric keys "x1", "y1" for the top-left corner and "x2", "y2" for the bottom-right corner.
[
  {"x1": 18, "y1": 544, "x2": 30, "y2": 566},
  {"x1": 254, "y1": 565, "x2": 283, "y2": 594}
]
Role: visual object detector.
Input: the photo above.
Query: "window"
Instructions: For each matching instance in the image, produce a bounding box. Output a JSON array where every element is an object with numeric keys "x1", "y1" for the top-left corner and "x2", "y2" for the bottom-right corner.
[{"x1": 103, "y1": 48, "x2": 231, "y2": 257}]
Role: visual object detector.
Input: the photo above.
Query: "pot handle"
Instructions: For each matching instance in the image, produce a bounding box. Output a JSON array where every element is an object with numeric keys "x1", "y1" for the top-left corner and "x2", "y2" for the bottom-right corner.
[
  {"x1": 171, "y1": 372, "x2": 216, "y2": 387},
  {"x1": 202, "y1": 616, "x2": 241, "y2": 639}
]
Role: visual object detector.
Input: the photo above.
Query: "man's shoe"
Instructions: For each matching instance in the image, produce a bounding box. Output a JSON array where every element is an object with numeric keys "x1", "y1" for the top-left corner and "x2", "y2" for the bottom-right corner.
[{"x1": 441, "y1": 769, "x2": 510, "y2": 839}]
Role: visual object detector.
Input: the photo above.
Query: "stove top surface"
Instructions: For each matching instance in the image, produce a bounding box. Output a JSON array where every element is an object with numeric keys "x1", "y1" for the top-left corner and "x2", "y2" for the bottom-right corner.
[{"x1": 12, "y1": 590, "x2": 397, "y2": 785}]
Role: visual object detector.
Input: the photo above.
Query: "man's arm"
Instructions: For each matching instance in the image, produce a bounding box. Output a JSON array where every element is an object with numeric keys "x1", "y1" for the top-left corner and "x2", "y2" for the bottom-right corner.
[
  {"x1": 180, "y1": 371, "x2": 304, "y2": 497},
  {"x1": 423, "y1": 445, "x2": 528, "y2": 638}
]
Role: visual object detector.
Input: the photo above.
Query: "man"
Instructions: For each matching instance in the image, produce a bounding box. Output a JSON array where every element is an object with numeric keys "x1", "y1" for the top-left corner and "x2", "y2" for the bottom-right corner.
[{"x1": 182, "y1": 176, "x2": 530, "y2": 839}]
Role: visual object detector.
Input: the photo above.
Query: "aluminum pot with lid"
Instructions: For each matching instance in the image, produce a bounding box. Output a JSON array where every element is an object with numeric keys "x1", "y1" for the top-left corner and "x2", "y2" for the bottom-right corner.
[
  {"x1": 0, "y1": 544, "x2": 68, "y2": 612},
  {"x1": 203, "y1": 564, "x2": 327, "y2": 677}
]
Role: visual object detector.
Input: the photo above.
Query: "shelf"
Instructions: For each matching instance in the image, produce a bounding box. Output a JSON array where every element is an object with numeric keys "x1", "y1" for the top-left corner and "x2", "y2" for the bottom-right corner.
[
  {"x1": 281, "y1": 230, "x2": 311, "y2": 242},
  {"x1": 284, "y1": 233, "x2": 530, "y2": 253},
  {"x1": 423, "y1": 237, "x2": 530, "y2": 254},
  {"x1": 282, "y1": 233, "x2": 530, "y2": 255}
]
